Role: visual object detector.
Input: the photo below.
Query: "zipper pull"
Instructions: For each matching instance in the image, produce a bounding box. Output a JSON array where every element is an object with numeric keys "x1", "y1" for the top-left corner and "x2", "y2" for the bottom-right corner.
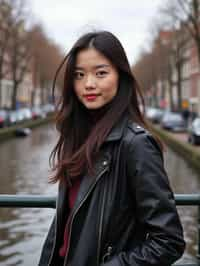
[{"x1": 102, "y1": 246, "x2": 113, "y2": 263}]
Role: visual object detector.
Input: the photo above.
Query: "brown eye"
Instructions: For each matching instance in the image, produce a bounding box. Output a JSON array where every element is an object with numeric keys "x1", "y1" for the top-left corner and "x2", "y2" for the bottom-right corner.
[
  {"x1": 74, "y1": 72, "x2": 84, "y2": 79},
  {"x1": 96, "y1": 71, "x2": 108, "y2": 77}
]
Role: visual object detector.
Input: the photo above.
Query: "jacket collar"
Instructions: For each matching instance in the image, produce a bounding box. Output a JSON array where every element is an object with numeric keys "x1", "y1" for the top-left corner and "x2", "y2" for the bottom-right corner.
[
  {"x1": 75, "y1": 112, "x2": 129, "y2": 208},
  {"x1": 57, "y1": 112, "x2": 129, "y2": 223},
  {"x1": 105, "y1": 112, "x2": 129, "y2": 142}
]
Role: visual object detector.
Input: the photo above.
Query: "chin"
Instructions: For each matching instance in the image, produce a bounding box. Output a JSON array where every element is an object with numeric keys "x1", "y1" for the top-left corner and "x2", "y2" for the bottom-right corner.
[
  {"x1": 84, "y1": 102, "x2": 104, "y2": 110},
  {"x1": 85, "y1": 105, "x2": 102, "y2": 110}
]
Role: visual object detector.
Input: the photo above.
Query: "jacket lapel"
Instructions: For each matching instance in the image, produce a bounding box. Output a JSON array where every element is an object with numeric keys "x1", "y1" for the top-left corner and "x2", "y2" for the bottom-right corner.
[
  {"x1": 58, "y1": 113, "x2": 129, "y2": 220},
  {"x1": 72, "y1": 150, "x2": 111, "y2": 212},
  {"x1": 72, "y1": 113, "x2": 129, "y2": 212}
]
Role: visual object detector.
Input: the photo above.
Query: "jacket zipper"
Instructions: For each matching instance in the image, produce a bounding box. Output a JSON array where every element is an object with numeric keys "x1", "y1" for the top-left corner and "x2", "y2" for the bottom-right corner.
[
  {"x1": 47, "y1": 201, "x2": 58, "y2": 266},
  {"x1": 63, "y1": 164, "x2": 109, "y2": 266},
  {"x1": 97, "y1": 180, "x2": 107, "y2": 265},
  {"x1": 102, "y1": 246, "x2": 113, "y2": 264}
]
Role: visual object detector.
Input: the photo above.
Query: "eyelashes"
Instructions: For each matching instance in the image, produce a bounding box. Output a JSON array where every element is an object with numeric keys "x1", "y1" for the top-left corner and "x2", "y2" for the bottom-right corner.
[{"x1": 74, "y1": 71, "x2": 109, "y2": 80}]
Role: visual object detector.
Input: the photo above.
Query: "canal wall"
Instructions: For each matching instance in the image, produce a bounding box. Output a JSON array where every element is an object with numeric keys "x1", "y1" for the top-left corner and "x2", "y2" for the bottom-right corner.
[
  {"x1": 0, "y1": 115, "x2": 54, "y2": 142},
  {"x1": 151, "y1": 125, "x2": 200, "y2": 173},
  {"x1": 2, "y1": 116, "x2": 199, "y2": 173}
]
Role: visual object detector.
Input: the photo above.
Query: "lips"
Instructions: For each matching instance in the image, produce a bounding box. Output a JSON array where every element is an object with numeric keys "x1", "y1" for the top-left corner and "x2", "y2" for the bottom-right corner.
[{"x1": 84, "y1": 94, "x2": 100, "y2": 101}]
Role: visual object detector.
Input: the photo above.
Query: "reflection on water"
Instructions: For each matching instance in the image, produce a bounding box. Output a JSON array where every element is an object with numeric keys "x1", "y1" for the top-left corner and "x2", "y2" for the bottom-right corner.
[
  {"x1": 0, "y1": 126, "x2": 200, "y2": 265},
  {"x1": 164, "y1": 146, "x2": 200, "y2": 264},
  {"x1": 0, "y1": 124, "x2": 57, "y2": 266}
]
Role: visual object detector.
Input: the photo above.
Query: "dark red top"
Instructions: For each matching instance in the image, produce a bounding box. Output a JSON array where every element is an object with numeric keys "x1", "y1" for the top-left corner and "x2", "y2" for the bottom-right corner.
[{"x1": 59, "y1": 178, "x2": 81, "y2": 257}]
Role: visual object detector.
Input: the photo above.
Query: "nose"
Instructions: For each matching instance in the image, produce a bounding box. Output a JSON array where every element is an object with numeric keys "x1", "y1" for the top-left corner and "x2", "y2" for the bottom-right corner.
[{"x1": 85, "y1": 75, "x2": 96, "y2": 90}]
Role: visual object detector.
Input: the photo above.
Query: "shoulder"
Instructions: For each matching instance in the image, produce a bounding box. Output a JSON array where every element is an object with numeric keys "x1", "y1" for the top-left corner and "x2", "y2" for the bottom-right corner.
[
  {"x1": 126, "y1": 120, "x2": 147, "y2": 135},
  {"x1": 123, "y1": 120, "x2": 163, "y2": 157},
  {"x1": 123, "y1": 119, "x2": 148, "y2": 144}
]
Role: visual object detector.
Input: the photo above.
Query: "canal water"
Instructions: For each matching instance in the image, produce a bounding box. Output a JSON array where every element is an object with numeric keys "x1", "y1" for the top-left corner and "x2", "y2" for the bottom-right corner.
[{"x1": 0, "y1": 124, "x2": 199, "y2": 265}]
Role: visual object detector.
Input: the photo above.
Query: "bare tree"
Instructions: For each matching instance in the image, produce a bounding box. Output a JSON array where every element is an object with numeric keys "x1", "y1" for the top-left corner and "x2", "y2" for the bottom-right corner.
[
  {"x1": 170, "y1": 28, "x2": 190, "y2": 111},
  {"x1": 133, "y1": 50, "x2": 160, "y2": 107},
  {"x1": 30, "y1": 24, "x2": 64, "y2": 106},
  {"x1": 9, "y1": 21, "x2": 32, "y2": 109},
  {"x1": 0, "y1": 0, "x2": 32, "y2": 109},
  {"x1": 164, "y1": 0, "x2": 200, "y2": 69},
  {"x1": 133, "y1": 26, "x2": 190, "y2": 112},
  {"x1": 0, "y1": 0, "x2": 13, "y2": 106}
]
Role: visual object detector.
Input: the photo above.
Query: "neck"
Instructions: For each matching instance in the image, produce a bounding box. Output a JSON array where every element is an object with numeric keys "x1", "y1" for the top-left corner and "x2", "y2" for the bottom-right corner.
[{"x1": 88, "y1": 103, "x2": 111, "y2": 123}]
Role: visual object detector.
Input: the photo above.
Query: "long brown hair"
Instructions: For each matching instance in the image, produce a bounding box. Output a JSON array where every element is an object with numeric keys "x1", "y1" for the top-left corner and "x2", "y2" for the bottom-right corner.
[{"x1": 50, "y1": 31, "x2": 148, "y2": 185}]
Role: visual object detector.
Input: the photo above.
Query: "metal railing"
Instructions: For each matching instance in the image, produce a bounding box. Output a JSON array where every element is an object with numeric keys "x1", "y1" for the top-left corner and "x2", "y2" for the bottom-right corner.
[
  {"x1": 0, "y1": 194, "x2": 57, "y2": 208},
  {"x1": 0, "y1": 193, "x2": 199, "y2": 266}
]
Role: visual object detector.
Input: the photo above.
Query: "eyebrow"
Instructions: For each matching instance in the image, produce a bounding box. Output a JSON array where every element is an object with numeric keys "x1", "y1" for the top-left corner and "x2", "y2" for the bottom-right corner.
[{"x1": 75, "y1": 64, "x2": 110, "y2": 70}]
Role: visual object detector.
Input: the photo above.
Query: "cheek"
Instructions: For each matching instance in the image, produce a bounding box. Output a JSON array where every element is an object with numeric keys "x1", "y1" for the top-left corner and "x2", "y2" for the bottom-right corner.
[
  {"x1": 73, "y1": 83, "x2": 81, "y2": 97},
  {"x1": 103, "y1": 79, "x2": 118, "y2": 97}
]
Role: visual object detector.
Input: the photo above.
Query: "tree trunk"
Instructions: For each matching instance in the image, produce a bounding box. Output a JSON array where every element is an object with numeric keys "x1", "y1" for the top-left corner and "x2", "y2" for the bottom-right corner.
[
  {"x1": 177, "y1": 63, "x2": 182, "y2": 112},
  {"x1": 31, "y1": 89, "x2": 35, "y2": 107},
  {"x1": 168, "y1": 82, "x2": 174, "y2": 111},
  {"x1": 40, "y1": 87, "x2": 44, "y2": 105},
  {"x1": 161, "y1": 81, "x2": 166, "y2": 99},
  {"x1": 152, "y1": 83, "x2": 159, "y2": 107},
  {"x1": 0, "y1": 57, "x2": 4, "y2": 108},
  {"x1": 11, "y1": 83, "x2": 18, "y2": 110},
  {"x1": 196, "y1": 37, "x2": 200, "y2": 71},
  {"x1": 167, "y1": 62, "x2": 174, "y2": 111},
  {"x1": 0, "y1": 79, "x2": 2, "y2": 108}
]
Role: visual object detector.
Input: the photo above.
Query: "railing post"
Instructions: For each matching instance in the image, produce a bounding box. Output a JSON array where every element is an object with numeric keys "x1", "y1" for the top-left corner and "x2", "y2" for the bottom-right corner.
[{"x1": 197, "y1": 205, "x2": 200, "y2": 263}]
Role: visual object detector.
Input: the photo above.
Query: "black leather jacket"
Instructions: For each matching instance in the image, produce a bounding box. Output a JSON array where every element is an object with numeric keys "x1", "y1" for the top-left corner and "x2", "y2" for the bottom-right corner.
[{"x1": 38, "y1": 115, "x2": 185, "y2": 266}]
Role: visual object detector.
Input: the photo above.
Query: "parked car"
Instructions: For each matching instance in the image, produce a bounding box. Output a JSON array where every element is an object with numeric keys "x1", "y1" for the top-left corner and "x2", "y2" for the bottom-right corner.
[
  {"x1": 15, "y1": 109, "x2": 25, "y2": 122},
  {"x1": 7, "y1": 110, "x2": 19, "y2": 126},
  {"x1": 31, "y1": 106, "x2": 46, "y2": 119},
  {"x1": 18, "y1": 108, "x2": 32, "y2": 121},
  {"x1": 161, "y1": 112, "x2": 187, "y2": 132},
  {"x1": 146, "y1": 107, "x2": 165, "y2": 124},
  {"x1": 0, "y1": 110, "x2": 9, "y2": 128},
  {"x1": 41, "y1": 104, "x2": 55, "y2": 115},
  {"x1": 188, "y1": 117, "x2": 200, "y2": 145}
]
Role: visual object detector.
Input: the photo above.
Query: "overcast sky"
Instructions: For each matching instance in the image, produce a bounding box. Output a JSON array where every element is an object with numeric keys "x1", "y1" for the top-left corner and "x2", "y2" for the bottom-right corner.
[{"x1": 29, "y1": 0, "x2": 163, "y2": 65}]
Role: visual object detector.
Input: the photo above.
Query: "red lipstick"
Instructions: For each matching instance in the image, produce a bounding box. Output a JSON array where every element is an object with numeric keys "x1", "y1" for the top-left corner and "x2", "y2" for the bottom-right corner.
[{"x1": 84, "y1": 94, "x2": 99, "y2": 101}]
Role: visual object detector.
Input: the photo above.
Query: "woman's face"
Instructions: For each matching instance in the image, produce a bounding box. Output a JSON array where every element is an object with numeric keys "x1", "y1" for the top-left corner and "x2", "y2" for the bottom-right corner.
[{"x1": 73, "y1": 48, "x2": 119, "y2": 110}]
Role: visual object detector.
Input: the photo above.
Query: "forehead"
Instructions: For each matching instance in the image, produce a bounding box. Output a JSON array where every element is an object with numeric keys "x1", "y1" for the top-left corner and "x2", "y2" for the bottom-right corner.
[{"x1": 75, "y1": 48, "x2": 113, "y2": 69}]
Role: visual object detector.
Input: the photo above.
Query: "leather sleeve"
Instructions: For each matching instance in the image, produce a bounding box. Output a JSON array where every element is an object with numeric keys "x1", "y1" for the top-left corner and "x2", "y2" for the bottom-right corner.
[{"x1": 102, "y1": 132, "x2": 185, "y2": 266}]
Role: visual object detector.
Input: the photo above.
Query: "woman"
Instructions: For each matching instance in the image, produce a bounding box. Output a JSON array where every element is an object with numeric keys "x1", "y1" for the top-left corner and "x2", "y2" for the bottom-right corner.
[{"x1": 39, "y1": 31, "x2": 185, "y2": 266}]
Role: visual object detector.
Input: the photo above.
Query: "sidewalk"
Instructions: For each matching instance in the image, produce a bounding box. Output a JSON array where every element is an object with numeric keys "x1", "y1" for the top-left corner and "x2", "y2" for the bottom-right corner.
[
  {"x1": 168, "y1": 131, "x2": 200, "y2": 152},
  {"x1": 153, "y1": 124, "x2": 200, "y2": 154},
  {"x1": 151, "y1": 125, "x2": 200, "y2": 172}
]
